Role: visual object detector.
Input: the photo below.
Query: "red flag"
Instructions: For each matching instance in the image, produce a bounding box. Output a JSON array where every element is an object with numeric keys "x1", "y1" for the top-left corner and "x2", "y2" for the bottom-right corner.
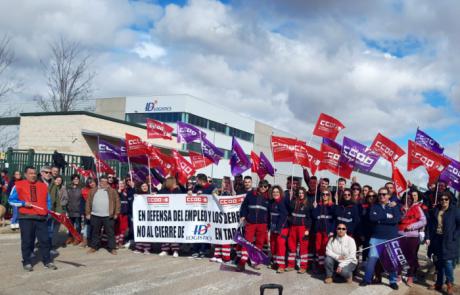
[
  {"x1": 370, "y1": 133, "x2": 405, "y2": 163},
  {"x1": 146, "y1": 119, "x2": 173, "y2": 140},
  {"x1": 159, "y1": 152, "x2": 177, "y2": 177},
  {"x1": 72, "y1": 164, "x2": 95, "y2": 178},
  {"x1": 293, "y1": 141, "x2": 310, "y2": 167},
  {"x1": 319, "y1": 144, "x2": 353, "y2": 179},
  {"x1": 147, "y1": 146, "x2": 165, "y2": 167},
  {"x1": 391, "y1": 163, "x2": 407, "y2": 196},
  {"x1": 95, "y1": 155, "x2": 115, "y2": 175},
  {"x1": 313, "y1": 113, "x2": 345, "y2": 140},
  {"x1": 125, "y1": 133, "x2": 148, "y2": 157},
  {"x1": 271, "y1": 136, "x2": 297, "y2": 162},
  {"x1": 408, "y1": 140, "x2": 451, "y2": 184},
  {"x1": 304, "y1": 145, "x2": 322, "y2": 176},
  {"x1": 188, "y1": 151, "x2": 213, "y2": 170},
  {"x1": 172, "y1": 150, "x2": 196, "y2": 184},
  {"x1": 47, "y1": 209, "x2": 82, "y2": 242},
  {"x1": 250, "y1": 151, "x2": 260, "y2": 173}
]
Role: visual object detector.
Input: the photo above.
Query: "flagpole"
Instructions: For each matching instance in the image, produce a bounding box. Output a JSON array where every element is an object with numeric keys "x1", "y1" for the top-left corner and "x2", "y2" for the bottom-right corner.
[
  {"x1": 434, "y1": 181, "x2": 440, "y2": 206},
  {"x1": 211, "y1": 128, "x2": 216, "y2": 180},
  {"x1": 290, "y1": 138, "x2": 297, "y2": 201},
  {"x1": 147, "y1": 156, "x2": 153, "y2": 194},
  {"x1": 96, "y1": 136, "x2": 102, "y2": 187},
  {"x1": 270, "y1": 133, "x2": 276, "y2": 185},
  {"x1": 335, "y1": 142, "x2": 343, "y2": 205},
  {"x1": 356, "y1": 235, "x2": 405, "y2": 253}
]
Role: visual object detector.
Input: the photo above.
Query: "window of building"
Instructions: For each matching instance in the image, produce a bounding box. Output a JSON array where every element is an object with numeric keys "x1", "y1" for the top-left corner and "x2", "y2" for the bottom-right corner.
[
  {"x1": 209, "y1": 120, "x2": 227, "y2": 133},
  {"x1": 188, "y1": 114, "x2": 208, "y2": 129},
  {"x1": 186, "y1": 142, "x2": 202, "y2": 153},
  {"x1": 125, "y1": 112, "x2": 182, "y2": 124},
  {"x1": 229, "y1": 127, "x2": 254, "y2": 142}
]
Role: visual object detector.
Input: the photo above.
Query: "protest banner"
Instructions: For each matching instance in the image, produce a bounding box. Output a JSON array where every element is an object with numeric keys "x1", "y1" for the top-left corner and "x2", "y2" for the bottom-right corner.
[{"x1": 133, "y1": 194, "x2": 243, "y2": 244}]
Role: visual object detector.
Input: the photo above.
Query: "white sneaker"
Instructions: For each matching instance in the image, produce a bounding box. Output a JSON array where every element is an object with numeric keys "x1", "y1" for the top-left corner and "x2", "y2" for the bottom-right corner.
[
  {"x1": 159, "y1": 251, "x2": 168, "y2": 257},
  {"x1": 133, "y1": 250, "x2": 142, "y2": 254},
  {"x1": 173, "y1": 251, "x2": 179, "y2": 258},
  {"x1": 123, "y1": 242, "x2": 131, "y2": 249},
  {"x1": 143, "y1": 251, "x2": 151, "y2": 255},
  {"x1": 210, "y1": 257, "x2": 218, "y2": 262},
  {"x1": 216, "y1": 258, "x2": 223, "y2": 263}
]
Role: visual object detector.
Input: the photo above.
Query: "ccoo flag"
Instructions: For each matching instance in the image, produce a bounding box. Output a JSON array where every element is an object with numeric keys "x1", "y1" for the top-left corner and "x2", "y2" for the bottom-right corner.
[
  {"x1": 370, "y1": 133, "x2": 405, "y2": 163},
  {"x1": 125, "y1": 133, "x2": 148, "y2": 157},
  {"x1": 391, "y1": 163, "x2": 407, "y2": 196},
  {"x1": 341, "y1": 137, "x2": 380, "y2": 173},
  {"x1": 250, "y1": 151, "x2": 260, "y2": 174},
  {"x1": 201, "y1": 134, "x2": 224, "y2": 164},
  {"x1": 313, "y1": 113, "x2": 345, "y2": 140},
  {"x1": 98, "y1": 139, "x2": 123, "y2": 162},
  {"x1": 439, "y1": 157, "x2": 460, "y2": 191},
  {"x1": 188, "y1": 151, "x2": 213, "y2": 170},
  {"x1": 172, "y1": 150, "x2": 196, "y2": 184},
  {"x1": 271, "y1": 135, "x2": 297, "y2": 162},
  {"x1": 415, "y1": 128, "x2": 444, "y2": 154},
  {"x1": 147, "y1": 119, "x2": 174, "y2": 140},
  {"x1": 176, "y1": 121, "x2": 204, "y2": 143},
  {"x1": 259, "y1": 152, "x2": 275, "y2": 179},
  {"x1": 407, "y1": 140, "x2": 451, "y2": 184},
  {"x1": 230, "y1": 137, "x2": 251, "y2": 176}
]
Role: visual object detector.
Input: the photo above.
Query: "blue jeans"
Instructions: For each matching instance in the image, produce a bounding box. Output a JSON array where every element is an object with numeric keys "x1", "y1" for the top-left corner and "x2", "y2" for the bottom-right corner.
[
  {"x1": 435, "y1": 259, "x2": 455, "y2": 285},
  {"x1": 363, "y1": 237, "x2": 397, "y2": 284},
  {"x1": 11, "y1": 207, "x2": 18, "y2": 224}
]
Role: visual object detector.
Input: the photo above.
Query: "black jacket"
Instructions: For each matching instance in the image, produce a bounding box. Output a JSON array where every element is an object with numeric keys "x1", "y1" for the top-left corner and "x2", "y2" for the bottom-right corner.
[{"x1": 427, "y1": 206, "x2": 460, "y2": 260}]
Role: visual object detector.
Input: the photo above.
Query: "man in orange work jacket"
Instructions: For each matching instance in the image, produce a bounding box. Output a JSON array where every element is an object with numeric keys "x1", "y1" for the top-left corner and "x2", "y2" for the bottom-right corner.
[{"x1": 9, "y1": 166, "x2": 57, "y2": 271}]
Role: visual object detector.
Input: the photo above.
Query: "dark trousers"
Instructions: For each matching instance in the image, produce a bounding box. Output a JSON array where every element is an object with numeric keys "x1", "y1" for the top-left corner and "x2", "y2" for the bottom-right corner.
[
  {"x1": 19, "y1": 218, "x2": 51, "y2": 266},
  {"x1": 90, "y1": 215, "x2": 116, "y2": 251}
]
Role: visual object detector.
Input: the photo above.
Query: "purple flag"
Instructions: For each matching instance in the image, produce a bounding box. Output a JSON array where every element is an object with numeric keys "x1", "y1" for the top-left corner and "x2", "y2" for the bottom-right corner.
[
  {"x1": 322, "y1": 138, "x2": 342, "y2": 151},
  {"x1": 439, "y1": 156, "x2": 460, "y2": 191},
  {"x1": 177, "y1": 121, "x2": 205, "y2": 143},
  {"x1": 259, "y1": 152, "x2": 275, "y2": 178},
  {"x1": 233, "y1": 231, "x2": 270, "y2": 265},
  {"x1": 131, "y1": 166, "x2": 160, "y2": 186},
  {"x1": 98, "y1": 139, "x2": 123, "y2": 161},
  {"x1": 341, "y1": 137, "x2": 380, "y2": 173},
  {"x1": 415, "y1": 128, "x2": 444, "y2": 154},
  {"x1": 201, "y1": 134, "x2": 224, "y2": 164},
  {"x1": 119, "y1": 140, "x2": 128, "y2": 163},
  {"x1": 230, "y1": 137, "x2": 251, "y2": 176},
  {"x1": 376, "y1": 237, "x2": 411, "y2": 273}
]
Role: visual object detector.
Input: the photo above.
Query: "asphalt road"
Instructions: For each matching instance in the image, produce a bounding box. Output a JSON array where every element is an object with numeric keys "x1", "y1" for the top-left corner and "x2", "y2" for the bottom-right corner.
[{"x1": 0, "y1": 232, "x2": 457, "y2": 295}]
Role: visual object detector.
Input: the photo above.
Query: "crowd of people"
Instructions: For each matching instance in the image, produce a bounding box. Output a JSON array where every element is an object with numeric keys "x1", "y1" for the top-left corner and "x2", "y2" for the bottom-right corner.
[{"x1": 1, "y1": 165, "x2": 459, "y2": 295}]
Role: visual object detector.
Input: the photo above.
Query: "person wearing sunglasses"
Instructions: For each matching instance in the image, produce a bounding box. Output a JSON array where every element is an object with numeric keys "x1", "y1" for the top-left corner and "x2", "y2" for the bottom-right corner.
[
  {"x1": 312, "y1": 189, "x2": 336, "y2": 273},
  {"x1": 237, "y1": 179, "x2": 271, "y2": 272},
  {"x1": 426, "y1": 192, "x2": 460, "y2": 295},
  {"x1": 287, "y1": 187, "x2": 312, "y2": 274},
  {"x1": 38, "y1": 166, "x2": 53, "y2": 187},
  {"x1": 361, "y1": 187, "x2": 401, "y2": 290},
  {"x1": 324, "y1": 223, "x2": 357, "y2": 284},
  {"x1": 397, "y1": 190, "x2": 427, "y2": 287},
  {"x1": 335, "y1": 188, "x2": 360, "y2": 237}
]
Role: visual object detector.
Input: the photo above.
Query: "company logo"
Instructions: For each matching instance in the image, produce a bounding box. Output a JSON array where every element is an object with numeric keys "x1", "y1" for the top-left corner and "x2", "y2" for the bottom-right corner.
[
  {"x1": 146, "y1": 196, "x2": 169, "y2": 204},
  {"x1": 186, "y1": 196, "x2": 208, "y2": 204},
  {"x1": 447, "y1": 165, "x2": 460, "y2": 177},
  {"x1": 319, "y1": 120, "x2": 338, "y2": 129},
  {"x1": 325, "y1": 151, "x2": 340, "y2": 161},
  {"x1": 307, "y1": 154, "x2": 320, "y2": 166},
  {"x1": 272, "y1": 141, "x2": 296, "y2": 151},
  {"x1": 412, "y1": 151, "x2": 435, "y2": 168},
  {"x1": 219, "y1": 196, "x2": 245, "y2": 206},
  {"x1": 128, "y1": 138, "x2": 142, "y2": 145},
  {"x1": 389, "y1": 241, "x2": 408, "y2": 266},
  {"x1": 194, "y1": 224, "x2": 211, "y2": 235},
  {"x1": 343, "y1": 146, "x2": 376, "y2": 165},
  {"x1": 145, "y1": 99, "x2": 172, "y2": 112},
  {"x1": 375, "y1": 141, "x2": 398, "y2": 160}
]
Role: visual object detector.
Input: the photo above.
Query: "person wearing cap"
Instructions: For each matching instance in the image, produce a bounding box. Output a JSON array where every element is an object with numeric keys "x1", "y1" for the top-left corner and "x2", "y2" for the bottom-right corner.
[{"x1": 237, "y1": 179, "x2": 271, "y2": 271}]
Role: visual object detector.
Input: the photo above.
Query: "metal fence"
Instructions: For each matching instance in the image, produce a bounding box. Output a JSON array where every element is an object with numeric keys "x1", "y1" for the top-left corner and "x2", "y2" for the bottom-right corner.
[{"x1": 0, "y1": 148, "x2": 129, "y2": 183}]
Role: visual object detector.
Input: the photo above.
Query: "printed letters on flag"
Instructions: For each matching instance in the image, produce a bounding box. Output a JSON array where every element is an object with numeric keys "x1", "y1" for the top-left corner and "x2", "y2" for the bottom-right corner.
[
  {"x1": 119, "y1": 140, "x2": 128, "y2": 163},
  {"x1": 201, "y1": 135, "x2": 224, "y2": 164},
  {"x1": 376, "y1": 238, "x2": 411, "y2": 273},
  {"x1": 370, "y1": 133, "x2": 405, "y2": 162},
  {"x1": 313, "y1": 113, "x2": 345, "y2": 140},
  {"x1": 125, "y1": 133, "x2": 148, "y2": 157},
  {"x1": 230, "y1": 137, "x2": 251, "y2": 176},
  {"x1": 172, "y1": 150, "x2": 196, "y2": 184},
  {"x1": 176, "y1": 121, "x2": 204, "y2": 143},
  {"x1": 147, "y1": 119, "x2": 173, "y2": 140},
  {"x1": 72, "y1": 164, "x2": 95, "y2": 178},
  {"x1": 415, "y1": 128, "x2": 444, "y2": 154},
  {"x1": 188, "y1": 151, "x2": 213, "y2": 170},
  {"x1": 98, "y1": 139, "x2": 123, "y2": 162},
  {"x1": 341, "y1": 137, "x2": 380, "y2": 173},
  {"x1": 319, "y1": 144, "x2": 353, "y2": 179},
  {"x1": 304, "y1": 145, "x2": 321, "y2": 176},
  {"x1": 271, "y1": 135, "x2": 296, "y2": 162},
  {"x1": 407, "y1": 140, "x2": 451, "y2": 184},
  {"x1": 293, "y1": 141, "x2": 311, "y2": 167},
  {"x1": 439, "y1": 157, "x2": 460, "y2": 191},
  {"x1": 391, "y1": 163, "x2": 407, "y2": 196}
]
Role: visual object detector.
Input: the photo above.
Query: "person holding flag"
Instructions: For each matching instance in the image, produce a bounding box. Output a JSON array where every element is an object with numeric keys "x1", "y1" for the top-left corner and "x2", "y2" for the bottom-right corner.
[
  {"x1": 360, "y1": 187, "x2": 401, "y2": 290},
  {"x1": 8, "y1": 166, "x2": 57, "y2": 271},
  {"x1": 268, "y1": 185, "x2": 289, "y2": 273},
  {"x1": 426, "y1": 191, "x2": 460, "y2": 295}
]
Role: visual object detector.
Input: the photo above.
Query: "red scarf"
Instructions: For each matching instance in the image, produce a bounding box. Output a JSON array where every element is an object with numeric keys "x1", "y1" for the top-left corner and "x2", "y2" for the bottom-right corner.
[{"x1": 398, "y1": 203, "x2": 422, "y2": 231}]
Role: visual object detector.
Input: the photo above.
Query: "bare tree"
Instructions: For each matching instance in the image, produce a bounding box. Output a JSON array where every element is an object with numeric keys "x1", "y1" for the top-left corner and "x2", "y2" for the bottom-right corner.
[
  {"x1": 35, "y1": 37, "x2": 95, "y2": 112},
  {"x1": 0, "y1": 35, "x2": 19, "y2": 150},
  {"x1": 0, "y1": 35, "x2": 14, "y2": 99}
]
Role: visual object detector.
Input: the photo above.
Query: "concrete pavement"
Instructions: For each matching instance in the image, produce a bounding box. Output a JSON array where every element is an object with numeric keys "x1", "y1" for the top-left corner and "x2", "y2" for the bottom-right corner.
[{"x1": 0, "y1": 232, "x2": 457, "y2": 295}]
